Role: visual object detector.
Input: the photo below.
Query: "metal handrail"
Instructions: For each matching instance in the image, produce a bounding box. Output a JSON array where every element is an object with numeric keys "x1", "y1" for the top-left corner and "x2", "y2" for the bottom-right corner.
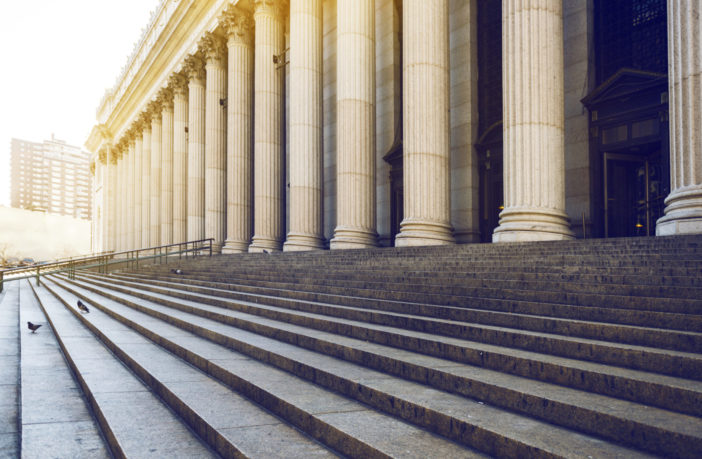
[{"x1": 0, "y1": 238, "x2": 214, "y2": 292}]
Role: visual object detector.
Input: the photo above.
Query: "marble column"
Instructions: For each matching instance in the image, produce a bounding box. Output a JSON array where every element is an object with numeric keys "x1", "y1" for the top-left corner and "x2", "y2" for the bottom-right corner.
[
  {"x1": 201, "y1": 33, "x2": 228, "y2": 253},
  {"x1": 160, "y1": 88, "x2": 175, "y2": 245},
  {"x1": 126, "y1": 138, "x2": 135, "y2": 250},
  {"x1": 107, "y1": 148, "x2": 118, "y2": 251},
  {"x1": 141, "y1": 118, "x2": 152, "y2": 248},
  {"x1": 330, "y1": 0, "x2": 378, "y2": 249},
  {"x1": 657, "y1": 0, "x2": 702, "y2": 235},
  {"x1": 222, "y1": 9, "x2": 254, "y2": 253},
  {"x1": 249, "y1": 0, "x2": 287, "y2": 252},
  {"x1": 492, "y1": 0, "x2": 573, "y2": 242},
  {"x1": 185, "y1": 55, "x2": 206, "y2": 242},
  {"x1": 132, "y1": 132, "x2": 142, "y2": 249},
  {"x1": 284, "y1": 0, "x2": 325, "y2": 251},
  {"x1": 99, "y1": 150, "x2": 108, "y2": 251},
  {"x1": 170, "y1": 73, "x2": 189, "y2": 244},
  {"x1": 396, "y1": 0, "x2": 454, "y2": 247},
  {"x1": 115, "y1": 150, "x2": 123, "y2": 253},
  {"x1": 150, "y1": 104, "x2": 162, "y2": 247}
]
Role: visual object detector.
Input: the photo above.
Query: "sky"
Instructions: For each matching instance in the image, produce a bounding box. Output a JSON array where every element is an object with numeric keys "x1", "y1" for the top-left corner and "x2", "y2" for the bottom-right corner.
[{"x1": 0, "y1": 0, "x2": 162, "y2": 206}]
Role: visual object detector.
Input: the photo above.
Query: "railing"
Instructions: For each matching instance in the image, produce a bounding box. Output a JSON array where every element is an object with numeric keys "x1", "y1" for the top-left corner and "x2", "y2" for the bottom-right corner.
[{"x1": 0, "y1": 238, "x2": 214, "y2": 292}]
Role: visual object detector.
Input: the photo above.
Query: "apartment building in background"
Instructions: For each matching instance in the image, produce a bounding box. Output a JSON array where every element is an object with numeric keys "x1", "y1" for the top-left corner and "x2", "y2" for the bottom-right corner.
[{"x1": 10, "y1": 134, "x2": 92, "y2": 219}]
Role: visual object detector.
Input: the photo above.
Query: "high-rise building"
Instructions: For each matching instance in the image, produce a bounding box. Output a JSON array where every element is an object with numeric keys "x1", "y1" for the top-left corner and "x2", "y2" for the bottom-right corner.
[{"x1": 10, "y1": 134, "x2": 92, "y2": 220}]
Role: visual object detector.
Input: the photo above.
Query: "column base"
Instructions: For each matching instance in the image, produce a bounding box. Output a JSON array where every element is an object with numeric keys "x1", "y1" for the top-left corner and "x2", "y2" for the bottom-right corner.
[
  {"x1": 329, "y1": 226, "x2": 377, "y2": 250},
  {"x1": 210, "y1": 241, "x2": 224, "y2": 254},
  {"x1": 283, "y1": 233, "x2": 326, "y2": 252},
  {"x1": 249, "y1": 235, "x2": 283, "y2": 252},
  {"x1": 656, "y1": 186, "x2": 702, "y2": 236},
  {"x1": 395, "y1": 219, "x2": 454, "y2": 247},
  {"x1": 222, "y1": 239, "x2": 251, "y2": 254},
  {"x1": 492, "y1": 207, "x2": 574, "y2": 243}
]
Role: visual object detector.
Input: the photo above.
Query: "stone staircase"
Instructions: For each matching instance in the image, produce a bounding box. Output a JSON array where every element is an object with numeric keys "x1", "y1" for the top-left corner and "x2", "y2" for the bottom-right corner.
[{"x1": 2, "y1": 235, "x2": 702, "y2": 458}]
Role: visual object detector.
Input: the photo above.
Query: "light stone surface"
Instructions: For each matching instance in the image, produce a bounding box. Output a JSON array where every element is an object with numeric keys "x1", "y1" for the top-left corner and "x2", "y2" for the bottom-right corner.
[
  {"x1": 322, "y1": 0, "x2": 338, "y2": 241},
  {"x1": 141, "y1": 123, "x2": 152, "y2": 249},
  {"x1": 449, "y1": 0, "x2": 479, "y2": 243},
  {"x1": 395, "y1": 0, "x2": 455, "y2": 247},
  {"x1": 223, "y1": 10, "x2": 254, "y2": 254},
  {"x1": 284, "y1": 0, "x2": 325, "y2": 251},
  {"x1": 151, "y1": 111, "x2": 162, "y2": 248},
  {"x1": 249, "y1": 0, "x2": 287, "y2": 252},
  {"x1": 493, "y1": 0, "x2": 574, "y2": 242},
  {"x1": 161, "y1": 91, "x2": 175, "y2": 246},
  {"x1": 186, "y1": 55, "x2": 206, "y2": 243},
  {"x1": 203, "y1": 33, "x2": 228, "y2": 254},
  {"x1": 132, "y1": 134, "x2": 142, "y2": 250},
  {"x1": 172, "y1": 74, "x2": 189, "y2": 245},
  {"x1": 330, "y1": 0, "x2": 379, "y2": 249},
  {"x1": 657, "y1": 0, "x2": 702, "y2": 236},
  {"x1": 115, "y1": 154, "x2": 124, "y2": 253}
]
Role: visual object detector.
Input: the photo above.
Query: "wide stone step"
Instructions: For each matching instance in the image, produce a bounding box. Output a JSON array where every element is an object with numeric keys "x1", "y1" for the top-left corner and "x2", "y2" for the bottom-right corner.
[
  {"x1": 28, "y1": 280, "x2": 218, "y2": 458},
  {"x1": 19, "y1": 281, "x2": 109, "y2": 458},
  {"x1": 0, "y1": 283, "x2": 20, "y2": 457},
  {"x1": 64, "y1": 274, "x2": 702, "y2": 417},
  {"x1": 142, "y1": 263, "x2": 702, "y2": 303},
  {"x1": 45, "y1": 276, "x2": 488, "y2": 458},
  {"x1": 109, "y1": 271, "x2": 702, "y2": 333},
  {"x1": 48, "y1": 274, "x2": 677, "y2": 458},
  {"x1": 92, "y1": 272, "x2": 702, "y2": 352}
]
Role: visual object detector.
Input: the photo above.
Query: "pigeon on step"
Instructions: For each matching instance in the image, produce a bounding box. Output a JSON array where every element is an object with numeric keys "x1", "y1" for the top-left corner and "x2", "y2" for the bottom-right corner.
[
  {"x1": 171, "y1": 268, "x2": 184, "y2": 274},
  {"x1": 263, "y1": 249, "x2": 271, "y2": 255},
  {"x1": 77, "y1": 300, "x2": 89, "y2": 314},
  {"x1": 27, "y1": 322, "x2": 42, "y2": 333}
]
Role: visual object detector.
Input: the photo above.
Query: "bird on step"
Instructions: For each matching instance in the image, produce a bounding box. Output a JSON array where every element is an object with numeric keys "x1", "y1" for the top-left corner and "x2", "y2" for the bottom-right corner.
[
  {"x1": 171, "y1": 268, "x2": 184, "y2": 274},
  {"x1": 263, "y1": 249, "x2": 271, "y2": 255},
  {"x1": 27, "y1": 322, "x2": 42, "y2": 333},
  {"x1": 77, "y1": 300, "x2": 89, "y2": 314}
]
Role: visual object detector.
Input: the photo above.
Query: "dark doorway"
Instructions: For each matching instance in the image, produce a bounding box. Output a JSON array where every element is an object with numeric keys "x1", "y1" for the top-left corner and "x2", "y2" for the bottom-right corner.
[
  {"x1": 604, "y1": 149, "x2": 665, "y2": 237},
  {"x1": 582, "y1": 70, "x2": 669, "y2": 238},
  {"x1": 476, "y1": 0, "x2": 502, "y2": 242}
]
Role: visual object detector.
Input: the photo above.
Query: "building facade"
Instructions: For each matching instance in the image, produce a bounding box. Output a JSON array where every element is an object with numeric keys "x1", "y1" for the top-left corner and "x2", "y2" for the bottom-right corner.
[
  {"x1": 11, "y1": 135, "x2": 92, "y2": 220},
  {"x1": 87, "y1": 0, "x2": 702, "y2": 254}
]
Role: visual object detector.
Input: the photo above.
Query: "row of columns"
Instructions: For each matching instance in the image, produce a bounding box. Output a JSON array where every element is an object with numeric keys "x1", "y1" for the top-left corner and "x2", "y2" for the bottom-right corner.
[{"x1": 98, "y1": 0, "x2": 702, "y2": 254}]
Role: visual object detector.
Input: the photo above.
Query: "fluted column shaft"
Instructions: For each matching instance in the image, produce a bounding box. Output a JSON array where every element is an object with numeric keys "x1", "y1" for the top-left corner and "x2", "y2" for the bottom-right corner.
[
  {"x1": 141, "y1": 125, "x2": 152, "y2": 248},
  {"x1": 223, "y1": 12, "x2": 254, "y2": 253},
  {"x1": 249, "y1": 0, "x2": 286, "y2": 252},
  {"x1": 657, "y1": 0, "x2": 702, "y2": 235},
  {"x1": 115, "y1": 154, "x2": 123, "y2": 252},
  {"x1": 172, "y1": 76, "x2": 189, "y2": 243},
  {"x1": 132, "y1": 135, "x2": 142, "y2": 249},
  {"x1": 203, "y1": 34, "x2": 228, "y2": 253},
  {"x1": 330, "y1": 0, "x2": 378, "y2": 249},
  {"x1": 150, "y1": 114, "x2": 162, "y2": 247},
  {"x1": 186, "y1": 58, "x2": 206, "y2": 242},
  {"x1": 107, "y1": 151, "x2": 117, "y2": 251},
  {"x1": 493, "y1": 0, "x2": 573, "y2": 242},
  {"x1": 161, "y1": 97, "x2": 174, "y2": 245},
  {"x1": 284, "y1": 0, "x2": 324, "y2": 251},
  {"x1": 396, "y1": 0, "x2": 454, "y2": 247}
]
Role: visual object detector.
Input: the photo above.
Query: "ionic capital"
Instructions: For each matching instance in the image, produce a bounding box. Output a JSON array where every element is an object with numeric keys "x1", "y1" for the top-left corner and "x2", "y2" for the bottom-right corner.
[
  {"x1": 221, "y1": 7, "x2": 254, "y2": 46},
  {"x1": 199, "y1": 32, "x2": 227, "y2": 64},
  {"x1": 183, "y1": 53, "x2": 206, "y2": 83},
  {"x1": 169, "y1": 72, "x2": 188, "y2": 97}
]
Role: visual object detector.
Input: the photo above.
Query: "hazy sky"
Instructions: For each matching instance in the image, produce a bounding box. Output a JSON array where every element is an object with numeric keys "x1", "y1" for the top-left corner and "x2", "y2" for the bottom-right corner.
[{"x1": 0, "y1": 0, "x2": 162, "y2": 206}]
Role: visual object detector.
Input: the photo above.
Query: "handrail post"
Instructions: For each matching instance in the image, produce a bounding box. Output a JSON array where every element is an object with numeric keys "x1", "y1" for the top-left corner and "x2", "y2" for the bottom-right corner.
[
  {"x1": 36, "y1": 266, "x2": 40, "y2": 287},
  {"x1": 0, "y1": 270, "x2": 3, "y2": 293},
  {"x1": 136, "y1": 251, "x2": 139, "y2": 269},
  {"x1": 209, "y1": 239, "x2": 212, "y2": 257}
]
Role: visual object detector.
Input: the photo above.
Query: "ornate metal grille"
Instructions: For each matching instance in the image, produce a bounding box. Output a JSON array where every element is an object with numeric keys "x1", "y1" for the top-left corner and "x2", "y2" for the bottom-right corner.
[
  {"x1": 595, "y1": 0, "x2": 668, "y2": 85},
  {"x1": 478, "y1": 0, "x2": 502, "y2": 135}
]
